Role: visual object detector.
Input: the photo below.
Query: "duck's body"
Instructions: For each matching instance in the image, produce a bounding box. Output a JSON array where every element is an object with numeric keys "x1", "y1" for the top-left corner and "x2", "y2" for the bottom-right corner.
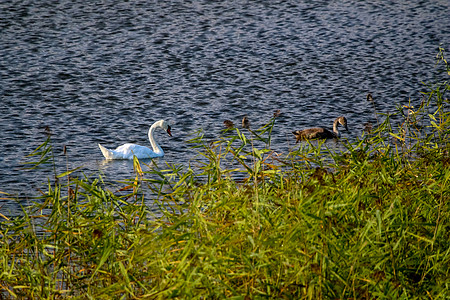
[
  {"x1": 99, "y1": 119, "x2": 172, "y2": 160},
  {"x1": 293, "y1": 116, "x2": 348, "y2": 143}
]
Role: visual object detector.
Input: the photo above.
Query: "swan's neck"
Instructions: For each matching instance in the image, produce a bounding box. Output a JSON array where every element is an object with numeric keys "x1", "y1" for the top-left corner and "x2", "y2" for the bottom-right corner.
[
  {"x1": 332, "y1": 120, "x2": 341, "y2": 138},
  {"x1": 148, "y1": 124, "x2": 164, "y2": 155}
]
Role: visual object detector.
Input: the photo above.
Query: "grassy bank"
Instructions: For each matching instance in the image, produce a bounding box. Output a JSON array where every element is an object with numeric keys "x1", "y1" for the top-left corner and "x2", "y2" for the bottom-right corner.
[{"x1": 1, "y1": 50, "x2": 449, "y2": 299}]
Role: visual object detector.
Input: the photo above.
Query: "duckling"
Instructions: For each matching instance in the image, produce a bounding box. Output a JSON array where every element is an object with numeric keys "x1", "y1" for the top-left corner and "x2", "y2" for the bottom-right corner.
[
  {"x1": 223, "y1": 120, "x2": 235, "y2": 129},
  {"x1": 273, "y1": 109, "x2": 281, "y2": 118},
  {"x1": 242, "y1": 115, "x2": 250, "y2": 129}
]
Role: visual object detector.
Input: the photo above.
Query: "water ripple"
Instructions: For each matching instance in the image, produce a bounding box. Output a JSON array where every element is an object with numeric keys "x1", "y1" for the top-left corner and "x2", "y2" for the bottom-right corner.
[{"x1": 0, "y1": 0, "x2": 448, "y2": 200}]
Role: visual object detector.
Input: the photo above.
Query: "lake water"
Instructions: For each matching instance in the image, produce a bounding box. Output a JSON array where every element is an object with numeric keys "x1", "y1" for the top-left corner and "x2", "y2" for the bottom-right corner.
[{"x1": 1, "y1": 0, "x2": 449, "y2": 214}]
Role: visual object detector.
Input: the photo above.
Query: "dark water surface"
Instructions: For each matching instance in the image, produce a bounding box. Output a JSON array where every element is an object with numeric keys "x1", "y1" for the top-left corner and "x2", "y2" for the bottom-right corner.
[{"x1": 1, "y1": 0, "x2": 449, "y2": 213}]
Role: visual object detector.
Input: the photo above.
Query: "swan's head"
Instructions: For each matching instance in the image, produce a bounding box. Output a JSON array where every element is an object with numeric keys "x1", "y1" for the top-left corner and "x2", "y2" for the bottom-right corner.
[
  {"x1": 161, "y1": 120, "x2": 172, "y2": 136},
  {"x1": 158, "y1": 120, "x2": 172, "y2": 136},
  {"x1": 152, "y1": 119, "x2": 172, "y2": 136},
  {"x1": 337, "y1": 116, "x2": 348, "y2": 131}
]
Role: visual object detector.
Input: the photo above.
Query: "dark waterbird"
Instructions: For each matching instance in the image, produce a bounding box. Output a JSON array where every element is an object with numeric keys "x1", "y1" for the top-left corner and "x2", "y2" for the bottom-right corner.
[
  {"x1": 292, "y1": 116, "x2": 348, "y2": 143},
  {"x1": 242, "y1": 115, "x2": 250, "y2": 129},
  {"x1": 223, "y1": 120, "x2": 235, "y2": 129}
]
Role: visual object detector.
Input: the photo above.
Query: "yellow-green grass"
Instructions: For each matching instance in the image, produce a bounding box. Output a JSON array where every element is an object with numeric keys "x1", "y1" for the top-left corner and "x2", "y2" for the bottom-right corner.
[{"x1": 1, "y1": 49, "x2": 449, "y2": 299}]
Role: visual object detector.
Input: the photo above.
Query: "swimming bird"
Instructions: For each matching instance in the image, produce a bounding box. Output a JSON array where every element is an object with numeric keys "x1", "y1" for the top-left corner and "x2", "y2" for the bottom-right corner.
[
  {"x1": 363, "y1": 122, "x2": 373, "y2": 133},
  {"x1": 223, "y1": 120, "x2": 235, "y2": 129},
  {"x1": 292, "y1": 116, "x2": 348, "y2": 143},
  {"x1": 242, "y1": 115, "x2": 250, "y2": 129},
  {"x1": 98, "y1": 119, "x2": 172, "y2": 159},
  {"x1": 273, "y1": 109, "x2": 281, "y2": 118}
]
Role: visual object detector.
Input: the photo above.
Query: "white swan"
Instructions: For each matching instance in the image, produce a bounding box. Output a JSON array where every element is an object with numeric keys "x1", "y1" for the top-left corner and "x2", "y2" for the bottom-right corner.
[{"x1": 98, "y1": 119, "x2": 172, "y2": 160}]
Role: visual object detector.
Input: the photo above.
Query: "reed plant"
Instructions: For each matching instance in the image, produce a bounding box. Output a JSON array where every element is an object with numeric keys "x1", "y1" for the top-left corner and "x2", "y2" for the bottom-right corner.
[{"x1": 1, "y1": 51, "x2": 449, "y2": 299}]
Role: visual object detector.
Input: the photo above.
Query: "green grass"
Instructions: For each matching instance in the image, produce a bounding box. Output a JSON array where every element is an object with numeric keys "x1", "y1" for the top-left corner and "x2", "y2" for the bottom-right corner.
[{"x1": 1, "y1": 49, "x2": 449, "y2": 299}]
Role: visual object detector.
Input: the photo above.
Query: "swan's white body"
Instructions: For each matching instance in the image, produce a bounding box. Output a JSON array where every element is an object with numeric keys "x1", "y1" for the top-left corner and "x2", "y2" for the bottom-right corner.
[{"x1": 98, "y1": 120, "x2": 172, "y2": 160}]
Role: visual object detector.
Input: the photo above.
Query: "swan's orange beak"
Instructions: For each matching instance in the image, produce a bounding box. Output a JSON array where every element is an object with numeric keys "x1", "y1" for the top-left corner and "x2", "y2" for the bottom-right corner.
[{"x1": 167, "y1": 126, "x2": 172, "y2": 137}]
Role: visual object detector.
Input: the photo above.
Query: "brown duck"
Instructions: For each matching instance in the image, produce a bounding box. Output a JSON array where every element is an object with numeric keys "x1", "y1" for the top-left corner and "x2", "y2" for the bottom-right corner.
[{"x1": 292, "y1": 116, "x2": 348, "y2": 143}]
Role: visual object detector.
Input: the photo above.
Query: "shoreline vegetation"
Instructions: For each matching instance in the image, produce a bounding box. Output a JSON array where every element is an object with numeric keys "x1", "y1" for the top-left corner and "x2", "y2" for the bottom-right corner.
[{"x1": 1, "y1": 49, "x2": 449, "y2": 299}]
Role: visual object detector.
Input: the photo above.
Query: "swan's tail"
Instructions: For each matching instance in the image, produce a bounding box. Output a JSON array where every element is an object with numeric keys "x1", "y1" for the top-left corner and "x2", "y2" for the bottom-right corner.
[{"x1": 98, "y1": 144, "x2": 113, "y2": 159}]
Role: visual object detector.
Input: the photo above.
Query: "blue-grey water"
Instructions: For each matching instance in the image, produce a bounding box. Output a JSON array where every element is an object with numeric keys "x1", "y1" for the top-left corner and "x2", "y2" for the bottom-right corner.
[{"x1": 1, "y1": 0, "x2": 449, "y2": 214}]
